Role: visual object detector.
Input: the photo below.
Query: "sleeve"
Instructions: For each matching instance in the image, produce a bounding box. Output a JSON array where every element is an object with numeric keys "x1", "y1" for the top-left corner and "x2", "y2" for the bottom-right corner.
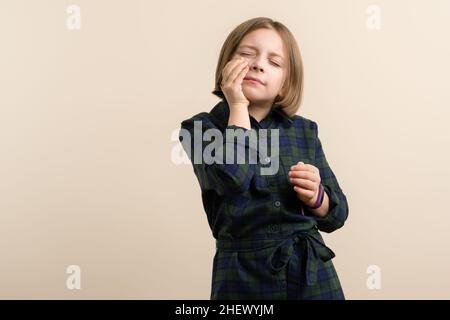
[
  {"x1": 308, "y1": 121, "x2": 349, "y2": 233},
  {"x1": 179, "y1": 116, "x2": 258, "y2": 196}
]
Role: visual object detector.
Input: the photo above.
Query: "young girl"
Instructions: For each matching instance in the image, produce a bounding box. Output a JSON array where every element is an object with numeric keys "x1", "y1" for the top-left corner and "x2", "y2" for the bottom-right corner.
[{"x1": 179, "y1": 17, "x2": 349, "y2": 300}]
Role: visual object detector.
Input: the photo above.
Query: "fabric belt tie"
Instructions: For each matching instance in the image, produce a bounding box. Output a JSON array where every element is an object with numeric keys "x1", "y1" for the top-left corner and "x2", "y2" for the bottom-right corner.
[{"x1": 215, "y1": 228, "x2": 335, "y2": 290}]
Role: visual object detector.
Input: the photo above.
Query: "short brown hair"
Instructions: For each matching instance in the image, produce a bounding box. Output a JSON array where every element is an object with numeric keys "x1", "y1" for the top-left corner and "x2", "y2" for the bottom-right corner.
[{"x1": 212, "y1": 17, "x2": 304, "y2": 117}]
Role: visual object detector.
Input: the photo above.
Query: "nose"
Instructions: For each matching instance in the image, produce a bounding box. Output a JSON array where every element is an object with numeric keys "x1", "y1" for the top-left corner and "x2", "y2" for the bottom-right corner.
[{"x1": 249, "y1": 60, "x2": 264, "y2": 73}]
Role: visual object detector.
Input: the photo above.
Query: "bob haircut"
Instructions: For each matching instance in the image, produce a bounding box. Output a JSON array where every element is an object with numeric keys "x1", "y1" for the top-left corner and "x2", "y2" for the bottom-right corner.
[{"x1": 212, "y1": 17, "x2": 304, "y2": 117}]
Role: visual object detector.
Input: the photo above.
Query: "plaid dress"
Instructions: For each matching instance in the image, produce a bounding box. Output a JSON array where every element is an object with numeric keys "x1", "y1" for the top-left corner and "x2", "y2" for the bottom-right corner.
[{"x1": 179, "y1": 100, "x2": 349, "y2": 300}]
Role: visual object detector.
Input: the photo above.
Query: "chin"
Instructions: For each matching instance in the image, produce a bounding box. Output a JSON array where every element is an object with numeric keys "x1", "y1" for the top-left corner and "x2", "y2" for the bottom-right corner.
[
  {"x1": 242, "y1": 90, "x2": 262, "y2": 100},
  {"x1": 244, "y1": 94, "x2": 268, "y2": 104}
]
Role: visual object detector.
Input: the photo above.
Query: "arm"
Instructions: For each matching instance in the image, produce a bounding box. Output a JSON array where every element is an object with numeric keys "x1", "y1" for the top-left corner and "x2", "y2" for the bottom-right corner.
[
  {"x1": 307, "y1": 121, "x2": 349, "y2": 233},
  {"x1": 227, "y1": 103, "x2": 251, "y2": 129},
  {"x1": 179, "y1": 113, "x2": 257, "y2": 196},
  {"x1": 307, "y1": 191, "x2": 330, "y2": 218}
]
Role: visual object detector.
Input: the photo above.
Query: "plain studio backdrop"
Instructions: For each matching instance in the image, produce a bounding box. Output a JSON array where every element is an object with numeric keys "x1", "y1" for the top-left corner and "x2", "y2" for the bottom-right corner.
[{"x1": 0, "y1": 0, "x2": 449, "y2": 299}]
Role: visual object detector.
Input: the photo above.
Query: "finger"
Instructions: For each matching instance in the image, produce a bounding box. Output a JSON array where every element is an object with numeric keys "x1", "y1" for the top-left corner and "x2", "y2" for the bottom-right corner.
[
  {"x1": 290, "y1": 162, "x2": 316, "y2": 174},
  {"x1": 293, "y1": 186, "x2": 315, "y2": 198},
  {"x1": 289, "y1": 178, "x2": 316, "y2": 191},
  {"x1": 221, "y1": 59, "x2": 240, "y2": 84},
  {"x1": 235, "y1": 63, "x2": 249, "y2": 83},
  {"x1": 290, "y1": 161, "x2": 305, "y2": 171},
  {"x1": 288, "y1": 170, "x2": 317, "y2": 182},
  {"x1": 222, "y1": 58, "x2": 246, "y2": 84},
  {"x1": 229, "y1": 60, "x2": 248, "y2": 83},
  {"x1": 302, "y1": 163, "x2": 320, "y2": 174},
  {"x1": 222, "y1": 60, "x2": 242, "y2": 85}
]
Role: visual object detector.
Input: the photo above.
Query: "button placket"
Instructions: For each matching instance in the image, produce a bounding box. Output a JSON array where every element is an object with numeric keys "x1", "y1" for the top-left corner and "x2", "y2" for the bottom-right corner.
[{"x1": 269, "y1": 197, "x2": 281, "y2": 234}]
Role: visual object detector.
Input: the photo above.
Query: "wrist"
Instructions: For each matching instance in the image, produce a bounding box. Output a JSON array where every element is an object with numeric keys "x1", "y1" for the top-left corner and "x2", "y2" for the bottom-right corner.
[
  {"x1": 229, "y1": 102, "x2": 249, "y2": 110},
  {"x1": 305, "y1": 183, "x2": 325, "y2": 209},
  {"x1": 228, "y1": 107, "x2": 250, "y2": 129}
]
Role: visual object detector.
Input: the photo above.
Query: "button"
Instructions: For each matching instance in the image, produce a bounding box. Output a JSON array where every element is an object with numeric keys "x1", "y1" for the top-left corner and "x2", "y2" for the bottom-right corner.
[
  {"x1": 260, "y1": 156, "x2": 271, "y2": 165},
  {"x1": 274, "y1": 200, "x2": 281, "y2": 207}
]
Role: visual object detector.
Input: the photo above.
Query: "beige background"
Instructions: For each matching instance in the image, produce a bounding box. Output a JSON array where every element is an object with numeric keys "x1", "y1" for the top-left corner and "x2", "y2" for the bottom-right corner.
[{"x1": 0, "y1": 0, "x2": 449, "y2": 299}]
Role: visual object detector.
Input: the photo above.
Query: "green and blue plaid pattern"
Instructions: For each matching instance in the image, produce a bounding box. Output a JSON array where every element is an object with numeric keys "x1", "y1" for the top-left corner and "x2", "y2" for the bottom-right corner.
[{"x1": 179, "y1": 100, "x2": 349, "y2": 300}]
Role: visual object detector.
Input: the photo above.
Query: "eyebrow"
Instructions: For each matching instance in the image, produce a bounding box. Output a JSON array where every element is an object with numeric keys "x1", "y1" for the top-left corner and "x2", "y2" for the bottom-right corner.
[{"x1": 237, "y1": 45, "x2": 285, "y2": 60}]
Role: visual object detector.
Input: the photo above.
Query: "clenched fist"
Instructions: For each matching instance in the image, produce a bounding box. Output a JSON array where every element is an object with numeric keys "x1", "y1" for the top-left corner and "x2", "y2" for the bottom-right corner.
[{"x1": 288, "y1": 161, "x2": 322, "y2": 208}]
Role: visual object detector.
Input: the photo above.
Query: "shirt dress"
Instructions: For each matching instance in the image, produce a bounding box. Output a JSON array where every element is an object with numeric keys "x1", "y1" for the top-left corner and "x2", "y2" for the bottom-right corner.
[{"x1": 179, "y1": 100, "x2": 349, "y2": 300}]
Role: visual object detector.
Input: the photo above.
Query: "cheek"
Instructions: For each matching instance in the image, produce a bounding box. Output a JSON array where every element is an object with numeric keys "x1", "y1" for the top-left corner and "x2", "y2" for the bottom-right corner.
[
  {"x1": 277, "y1": 71, "x2": 287, "y2": 89},
  {"x1": 268, "y1": 72, "x2": 285, "y2": 90}
]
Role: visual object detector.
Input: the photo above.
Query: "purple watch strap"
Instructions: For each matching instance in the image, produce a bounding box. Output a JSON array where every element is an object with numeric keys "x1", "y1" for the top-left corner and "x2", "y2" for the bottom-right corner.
[{"x1": 306, "y1": 183, "x2": 325, "y2": 209}]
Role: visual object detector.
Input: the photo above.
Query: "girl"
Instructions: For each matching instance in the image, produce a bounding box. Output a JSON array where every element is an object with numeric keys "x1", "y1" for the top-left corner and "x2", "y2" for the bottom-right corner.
[{"x1": 179, "y1": 17, "x2": 349, "y2": 300}]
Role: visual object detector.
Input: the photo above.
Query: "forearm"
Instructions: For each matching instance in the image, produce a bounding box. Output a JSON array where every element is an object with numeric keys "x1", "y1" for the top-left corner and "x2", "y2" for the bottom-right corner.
[
  {"x1": 307, "y1": 191, "x2": 330, "y2": 218},
  {"x1": 228, "y1": 104, "x2": 251, "y2": 130}
]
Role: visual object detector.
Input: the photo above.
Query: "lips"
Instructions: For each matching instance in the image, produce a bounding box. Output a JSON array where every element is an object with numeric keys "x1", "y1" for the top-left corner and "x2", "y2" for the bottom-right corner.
[{"x1": 244, "y1": 76, "x2": 264, "y2": 85}]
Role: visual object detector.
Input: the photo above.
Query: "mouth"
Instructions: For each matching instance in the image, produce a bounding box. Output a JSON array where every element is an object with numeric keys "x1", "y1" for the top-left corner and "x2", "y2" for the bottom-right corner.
[{"x1": 244, "y1": 76, "x2": 265, "y2": 85}]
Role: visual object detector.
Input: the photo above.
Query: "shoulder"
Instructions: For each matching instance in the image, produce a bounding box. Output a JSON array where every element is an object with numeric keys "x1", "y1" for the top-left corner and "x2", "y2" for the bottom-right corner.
[
  {"x1": 180, "y1": 111, "x2": 218, "y2": 130},
  {"x1": 181, "y1": 101, "x2": 229, "y2": 131},
  {"x1": 181, "y1": 111, "x2": 210, "y2": 125},
  {"x1": 290, "y1": 114, "x2": 318, "y2": 132}
]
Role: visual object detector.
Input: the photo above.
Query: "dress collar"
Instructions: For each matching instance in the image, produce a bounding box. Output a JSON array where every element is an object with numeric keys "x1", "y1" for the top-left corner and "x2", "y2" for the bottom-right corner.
[{"x1": 209, "y1": 100, "x2": 293, "y2": 131}]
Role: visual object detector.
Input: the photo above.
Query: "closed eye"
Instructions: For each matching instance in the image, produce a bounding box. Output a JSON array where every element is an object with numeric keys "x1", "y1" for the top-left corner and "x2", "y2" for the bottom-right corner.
[{"x1": 239, "y1": 52, "x2": 281, "y2": 67}]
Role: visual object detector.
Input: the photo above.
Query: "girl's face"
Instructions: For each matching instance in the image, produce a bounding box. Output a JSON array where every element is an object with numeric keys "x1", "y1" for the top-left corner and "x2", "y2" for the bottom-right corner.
[{"x1": 232, "y1": 28, "x2": 288, "y2": 105}]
